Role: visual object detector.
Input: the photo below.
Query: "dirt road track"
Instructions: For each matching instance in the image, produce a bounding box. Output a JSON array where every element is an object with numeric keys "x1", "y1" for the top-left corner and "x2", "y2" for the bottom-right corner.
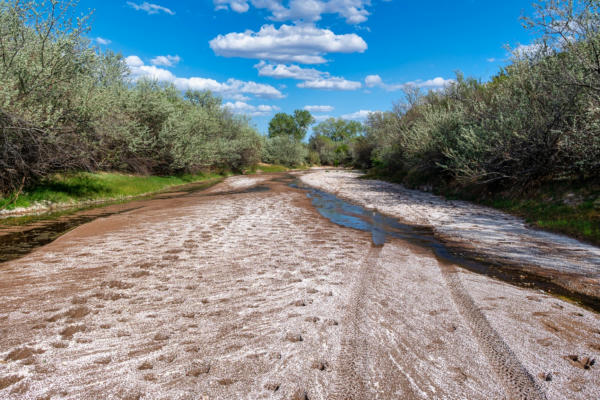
[{"x1": 0, "y1": 173, "x2": 599, "y2": 399}]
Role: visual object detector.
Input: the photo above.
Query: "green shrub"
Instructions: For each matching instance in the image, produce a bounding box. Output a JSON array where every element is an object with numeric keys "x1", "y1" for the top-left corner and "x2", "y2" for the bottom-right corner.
[
  {"x1": 0, "y1": 0, "x2": 262, "y2": 195},
  {"x1": 262, "y1": 136, "x2": 308, "y2": 167},
  {"x1": 358, "y1": 0, "x2": 600, "y2": 193}
]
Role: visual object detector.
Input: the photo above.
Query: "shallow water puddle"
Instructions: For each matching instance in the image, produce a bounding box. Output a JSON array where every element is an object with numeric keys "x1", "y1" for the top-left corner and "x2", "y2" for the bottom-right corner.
[
  {"x1": 0, "y1": 179, "x2": 268, "y2": 264},
  {"x1": 295, "y1": 181, "x2": 458, "y2": 251},
  {"x1": 0, "y1": 207, "x2": 141, "y2": 263},
  {"x1": 0, "y1": 179, "x2": 221, "y2": 264},
  {"x1": 294, "y1": 182, "x2": 600, "y2": 312},
  {"x1": 305, "y1": 187, "x2": 408, "y2": 247}
]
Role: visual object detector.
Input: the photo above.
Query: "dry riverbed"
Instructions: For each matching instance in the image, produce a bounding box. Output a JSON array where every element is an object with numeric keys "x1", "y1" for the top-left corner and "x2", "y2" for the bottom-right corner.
[
  {"x1": 0, "y1": 172, "x2": 599, "y2": 399},
  {"x1": 300, "y1": 170, "x2": 600, "y2": 303}
]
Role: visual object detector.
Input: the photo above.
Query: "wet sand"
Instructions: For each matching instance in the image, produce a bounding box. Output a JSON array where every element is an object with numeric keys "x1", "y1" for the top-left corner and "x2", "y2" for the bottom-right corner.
[
  {"x1": 300, "y1": 171, "x2": 600, "y2": 302},
  {"x1": 0, "y1": 172, "x2": 599, "y2": 399}
]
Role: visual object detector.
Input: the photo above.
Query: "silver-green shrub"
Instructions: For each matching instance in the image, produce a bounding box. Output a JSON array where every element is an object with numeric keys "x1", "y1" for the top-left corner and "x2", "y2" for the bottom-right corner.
[{"x1": 0, "y1": 0, "x2": 262, "y2": 194}]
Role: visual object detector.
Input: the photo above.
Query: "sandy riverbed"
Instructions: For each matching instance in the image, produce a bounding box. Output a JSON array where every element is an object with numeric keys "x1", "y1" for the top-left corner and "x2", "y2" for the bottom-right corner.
[
  {"x1": 300, "y1": 170, "x2": 600, "y2": 301},
  {"x1": 0, "y1": 172, "x2": 598, "y2": 399}
]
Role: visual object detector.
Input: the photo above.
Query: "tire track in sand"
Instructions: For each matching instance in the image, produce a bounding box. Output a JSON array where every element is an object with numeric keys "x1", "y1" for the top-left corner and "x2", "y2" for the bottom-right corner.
[
  {"x1": 439, "y1": 263, "x2": 547, "y2": 400},
  {"x1": 331, "y1": 245, "x2": 382, "y2": 400}
]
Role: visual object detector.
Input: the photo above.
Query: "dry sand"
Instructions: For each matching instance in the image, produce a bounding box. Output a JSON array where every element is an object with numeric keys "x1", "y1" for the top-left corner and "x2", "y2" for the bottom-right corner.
[{"x1": 0, "y1": 172, "x2": 598, "y2": 399}]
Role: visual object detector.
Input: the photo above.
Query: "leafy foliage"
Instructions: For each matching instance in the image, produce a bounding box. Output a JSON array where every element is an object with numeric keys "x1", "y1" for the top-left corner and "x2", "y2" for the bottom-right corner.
[
  {"x1": 0, "y1": 0, "x2": 262, "y2": 196},
  {"x1": 268, "y1": 110, "x2": 315, "y2": 141},
  {"x1": 262, "y1": 135, "x2": 308, "y2": 167},
  {"x1": 312, "y1": 117, "x2": 363, "y2": 142},
  {"x1": 308, "y1": 118, "x2": 364, "y2": 166},
  {"x1": 358, "y1": 0, "x2": 600, "y2": 194}
]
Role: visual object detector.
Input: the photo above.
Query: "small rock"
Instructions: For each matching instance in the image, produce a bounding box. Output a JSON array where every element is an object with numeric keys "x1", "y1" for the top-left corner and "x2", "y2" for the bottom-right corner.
[
  {"x1": 311, "y1": 360, "x2": 329, "y2": 371},
  {"x1": 138, "y1": 361, "x2": 153, "y2": 370},
  {"x1": 285, "y1": 333, "x2": 303, "y2": 343},
  {"x1": 187, "y1": 361, "x2": 211, "y2": 377},
  {"x1": 153, "y1": 332, "x2": 170, "y2": 341},
  {"x1": 564, "y1": 355, "x2": 596, "y2": 370},
  {"x1": 264, "y1": 382, "x2": 280, "y2": 391},
  {"x1": 291, "y1": 300, "x2": 306, "y2": 307},
  {"x1": 538, "y1": 372, "x2": 552, "y2": 381}
]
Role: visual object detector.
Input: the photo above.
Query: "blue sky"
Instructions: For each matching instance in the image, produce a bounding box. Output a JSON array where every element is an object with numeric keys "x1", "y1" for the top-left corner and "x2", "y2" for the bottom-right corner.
[{"x1": 79, "y1": 0, "x2": 537, "y2": 134}]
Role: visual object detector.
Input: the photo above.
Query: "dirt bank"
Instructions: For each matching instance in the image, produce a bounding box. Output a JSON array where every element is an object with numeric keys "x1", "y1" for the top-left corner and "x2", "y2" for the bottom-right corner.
[{"x1": 0, "y1": 173, "x2": 598, "y2": 399}]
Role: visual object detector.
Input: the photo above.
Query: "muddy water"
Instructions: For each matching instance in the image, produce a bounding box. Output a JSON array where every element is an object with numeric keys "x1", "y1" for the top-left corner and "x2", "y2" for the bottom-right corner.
[{"x1": 293, "y1": 181, "x2": 600, "y2": 312}]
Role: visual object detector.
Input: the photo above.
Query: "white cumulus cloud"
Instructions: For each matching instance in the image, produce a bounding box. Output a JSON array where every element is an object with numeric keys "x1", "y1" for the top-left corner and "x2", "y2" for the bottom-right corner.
[
  {"x1": 223, "y1": 101, "x2": 280, "y2": 116},
  {"x1": 214, "y1": 0, "x2": 250, "y2": 13},
  {"x1": 255, "y1": 61, "x2": 360, "y2": 91},
  {"x1": 125, "y1": 56, "x2": 285, "y2": 99},
  {"x1": 125, "y1": 55, "x2": 146, "y2": 68},
  {"x1": 151, "y1": 55, "x2": 181, "y2": 67},
  {"x1": 304, "y1": 105, "x2": 334, "y2": 113},
  {"x1": 127, "y1": 1, "x2": 174, "y2": 15},
  {"x1": 213, "y1": 0, "x2": 372, "y2": 24},
  {"x1": 341, "y1": 109, "x2": 377, "y2": 120},
  {"x1": 365, "y1": 74, "x2": 454, "y2": 91},
  {"x1": 210, "y1": 24, "x2": 367, "y2": 64},
  {"x1": 255, "y1": 61, "x2": 324, "y2": 80},
  {"x1": 406, "y1": 77, "x2": 455, "y2": 88},
  {"x1": 95, "y1": 37, "x2": 111, "y2": 45},
  {"x1": 364, "y1": 74, "x2": 383, "y2": 87},
  {"x1": 298, "y1": 77, "x2": 361, "y2": 90}
]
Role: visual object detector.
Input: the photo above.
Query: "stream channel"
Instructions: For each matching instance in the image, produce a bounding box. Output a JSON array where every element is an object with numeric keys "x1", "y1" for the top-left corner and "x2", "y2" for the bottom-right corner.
[{"x1": 0, "y1": 173, "x2": 598, "y2": 312}]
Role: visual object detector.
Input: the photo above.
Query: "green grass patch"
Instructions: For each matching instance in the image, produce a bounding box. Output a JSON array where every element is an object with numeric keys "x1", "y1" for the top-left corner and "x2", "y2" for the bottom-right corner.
[
  {"x1": 0, "y1": 171, "x2": 223, "y2": 211},
  {"x1": 445, "y1": 179, "x2": 600, "y2": 246},
  {"x1": 483, "y1": 196, "x2": 600, "y2": 246},
  {"x1": 248, "y1": 163, "x2": 311, "y2": 173},
  {"x1": 252, "y1": 164, "x2": 290, "y2": 173},
  {"x1": 366, "y1": 171, "x2": 600, "y2": 246}
]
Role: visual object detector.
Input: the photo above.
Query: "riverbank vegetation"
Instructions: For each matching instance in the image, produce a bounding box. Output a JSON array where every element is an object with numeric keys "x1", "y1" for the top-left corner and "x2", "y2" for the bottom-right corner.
[
  {"x1": 1, "y1": 0, "x2": 598, "y2": 243},
  {"x1": 308, "y1": 118, "x2": 364, "y2": 166},
  {"x1": 0, "y1": 0, "x2": 262, "y2": 200},
  {"x1": 338, "y1": 0, "x2": 599, "y2": 243},
  {"x1": 294, "y1": 0, "x2": 599, "y2": 243},
  {"x1": 261, "y1": 110, "x2": 314, "y2": 167},
  {"x1": 0, "y1": 171, "x2": 224, "y2": 211},
  {"x1": 362, "y1": 0, "x2": 599, "y2": 190}
]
